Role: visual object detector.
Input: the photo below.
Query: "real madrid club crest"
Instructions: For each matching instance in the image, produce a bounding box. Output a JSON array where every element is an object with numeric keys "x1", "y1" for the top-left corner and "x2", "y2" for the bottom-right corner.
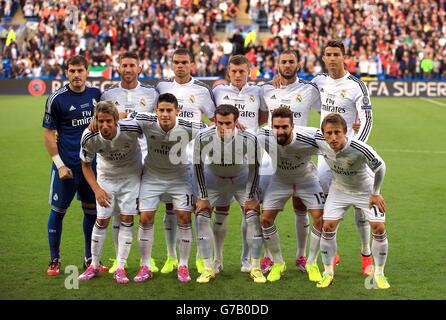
[
  {"x1": 140, "y1": 98, "x2": 146, "y2": 107},
  {"x1": 340, "y1": 90, "x2": 347, "y2": 98},
  {"x1": 295, "y1": 94, "x2": 302, "y2": 103},
  {"x1": 189, "y1": 95, "x2": 196, "y2": 104},
  {"x1": 249, "y1": 95, "x2": 255, "y2": 103}
]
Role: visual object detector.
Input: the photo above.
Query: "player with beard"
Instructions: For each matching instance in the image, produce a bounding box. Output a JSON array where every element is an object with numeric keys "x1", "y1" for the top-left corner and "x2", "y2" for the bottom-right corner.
[
  {"x1": 271, "y1": 41, "x2": 373, "y2": 276},
  {"x1": 258, "y1": 107, "x2": 324, "y2": 282},
  {"x1": 261, "y1": 50, "x2": 321, "y2": 274}
]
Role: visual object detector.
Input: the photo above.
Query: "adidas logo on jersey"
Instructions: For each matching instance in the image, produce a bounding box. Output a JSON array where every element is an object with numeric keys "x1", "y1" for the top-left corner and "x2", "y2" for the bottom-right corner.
[
  {"x1": 271, "y1": 95, "x2": 277, "y2": 99},
  {"x1": 223, "y1": 95, "x2": 230, "y2": 100},
  {"x1": 69, "y1": 105, "x2": 76, "y2": 111}
]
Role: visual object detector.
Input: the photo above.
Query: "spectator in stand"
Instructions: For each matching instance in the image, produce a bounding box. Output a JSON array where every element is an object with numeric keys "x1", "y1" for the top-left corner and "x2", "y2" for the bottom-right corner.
[
  {"x1": 22, "y1": 0, "x2": 34, "y2": 18},
  {"x1": 0, "y1": 55, "x2": 4, "y2": 77},
  {"x1": 420, "y1": 52, "x2": 434, "y2": 79},
  {"x1": 441, "y1": 55, "x2": 446, "y2": 78},
  {"x1": 230, "y1": 29, "x2": 245, "y2": 55},
  {"x1": 345, "y1": 55, "x2": 358, "y2": 77},
  {"x1": 433, "y1": 54, "x2": 442, "y2": 79},
  {"x1": 358, "y1": 55, "x2": 369, "y2": 78},
  {"x1": 368, "y1": 56, "x2": 378, "y2": 78}
]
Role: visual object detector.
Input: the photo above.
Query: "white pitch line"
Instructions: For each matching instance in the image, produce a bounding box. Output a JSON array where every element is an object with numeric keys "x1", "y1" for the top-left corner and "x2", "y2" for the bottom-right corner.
[
  {"x1": 379, "y1": 149, "x2": 446, "y2": 155},
  {"x1": 419, "y1": 98, "x2": 446, "y2": 107}
]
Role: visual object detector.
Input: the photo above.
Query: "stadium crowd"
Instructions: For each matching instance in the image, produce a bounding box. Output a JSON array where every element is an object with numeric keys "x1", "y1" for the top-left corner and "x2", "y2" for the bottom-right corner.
[{"x1": 1, "y1": 0, "x2": 445, "y2": 80}]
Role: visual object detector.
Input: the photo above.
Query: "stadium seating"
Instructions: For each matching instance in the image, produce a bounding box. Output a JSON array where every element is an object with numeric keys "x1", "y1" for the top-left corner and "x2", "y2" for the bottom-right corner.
[{"x1": 0, "y1": 0, "x2": 445, "y2": 79}]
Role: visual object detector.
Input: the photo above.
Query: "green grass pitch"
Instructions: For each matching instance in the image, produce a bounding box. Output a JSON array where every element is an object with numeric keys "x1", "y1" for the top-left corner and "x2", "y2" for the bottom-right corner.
[{"x1": 0, "y1": 95, "x2": 445, "y2": 300}]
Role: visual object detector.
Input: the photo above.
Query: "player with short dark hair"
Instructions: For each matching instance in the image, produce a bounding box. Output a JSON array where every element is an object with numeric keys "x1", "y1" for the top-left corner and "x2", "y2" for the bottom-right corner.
[
  {"x1": 262, "y1": 50, "x2": 322, "y2": 274},
  {"x1": 313, "y1": 39, "x2": 374, "y2": 275},
  {"x1": 156, "y1": 48, "x2": 216, "y2": 275},
  {"x1": 100, "y1": 48, "x2": 159, "y2": 274},
  {"x1": 194, "y1": 104, "x2": 263, "y2": 283},
  {"x1": 258, "y1": 107, "x2": 324, "y2": 282},
  {"x1": 212, "y1": 55, "x2": 268, "y2": 273},
  {"x1": 43, "y1": 55, "x2": 106, "y2": 275},
  {"x1": 135, "y1": 93, "x2": 203, "y2": 283}
]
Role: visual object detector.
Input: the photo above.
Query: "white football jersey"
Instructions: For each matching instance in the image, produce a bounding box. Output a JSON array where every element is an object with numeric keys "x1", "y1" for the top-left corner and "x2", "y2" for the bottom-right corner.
[
  {"x1": 100, "y1": 81, "x2": 159, "y2": 157},
  {"x1": 213, "y1": 83, "x2": 268, "y2": 131},
  {"x1": 258, "y1": 126, "x2": 320, "y2": 184},
  {"x1": 80, "y1": 119, "x2": 143, "y2": 181},
  {"x1": 262, "y1": 78, "x2": 321, "y2": 127},
  {"x1": 135, "y1": 113, "x2": 202, "y2": 178},
  {"x1": 312, "y1": 72, "x2": 373, "y2": 142},
  {"x1": 194, "y1": 126, "x2": 259, "y2": 200},
  {"x1": 101, "y1": 81, "x2": 158, "y2": 113},
  {"x1": 314, "y1": 131, "x2": 384, "y2": 193},
  {"x1": 156, "y1": 78, "x2": 215, "y2": 123}
]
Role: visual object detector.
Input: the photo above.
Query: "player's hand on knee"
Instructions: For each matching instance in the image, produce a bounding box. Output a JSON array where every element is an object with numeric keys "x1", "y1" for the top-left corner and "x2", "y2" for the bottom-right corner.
[
  {"x1": 95, "y1": 188, "x2": 111, "y2": 208},
  {"x1": 244, "y1": 198, "x2": 260, "y2": 213},
  {"x1": 58, "y1": 166, "x2": 73, "y2": 180},
  {"x1": 196, "y1": 199, "x2": 211, "y2": 214},
  {"x1": 369, "y1": 194, "x2": 387, "y2": 214}
]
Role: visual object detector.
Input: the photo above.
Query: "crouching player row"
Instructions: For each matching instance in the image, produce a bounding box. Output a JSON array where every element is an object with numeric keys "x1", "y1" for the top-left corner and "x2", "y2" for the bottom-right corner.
[{"x1": 77, "y1": 98, "x2": 389, "y2": 288}]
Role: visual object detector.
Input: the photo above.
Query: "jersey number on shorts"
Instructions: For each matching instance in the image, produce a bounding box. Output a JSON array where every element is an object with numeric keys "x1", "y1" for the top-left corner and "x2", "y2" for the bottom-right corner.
[
  {"x1": 372, "y1": 205, "x2": 385, "y2": 217},
  {"x1": 185, "y1": 194, "x2": 195, "y2": 207},
  {"x1": 313, "y1": 192, "x2": 326, "y2": 205}
]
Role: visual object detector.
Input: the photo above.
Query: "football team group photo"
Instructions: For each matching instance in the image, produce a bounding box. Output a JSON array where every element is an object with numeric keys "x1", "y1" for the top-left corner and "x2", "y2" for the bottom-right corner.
[{"x1": 1, "y1": 0, "x2": 445, "y2": 301}]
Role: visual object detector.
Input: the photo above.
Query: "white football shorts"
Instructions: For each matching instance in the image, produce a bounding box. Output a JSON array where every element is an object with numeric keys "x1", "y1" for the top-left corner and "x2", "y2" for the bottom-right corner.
[
  {"x1": 262, "y1": 176, "x2": 325, "y2": 211},
  {"x1": 323, "y1": 186, "x2": 386, "y2": 222},
  {"x1": 205, "y1": 169, "x2": 253, "y2": 207},
  {"x1": 96, "y1": 175, "x2": 140, "y2": 219},
  {"x1": 139, "y1": 171, "x2": 194, "y2": 212}
]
